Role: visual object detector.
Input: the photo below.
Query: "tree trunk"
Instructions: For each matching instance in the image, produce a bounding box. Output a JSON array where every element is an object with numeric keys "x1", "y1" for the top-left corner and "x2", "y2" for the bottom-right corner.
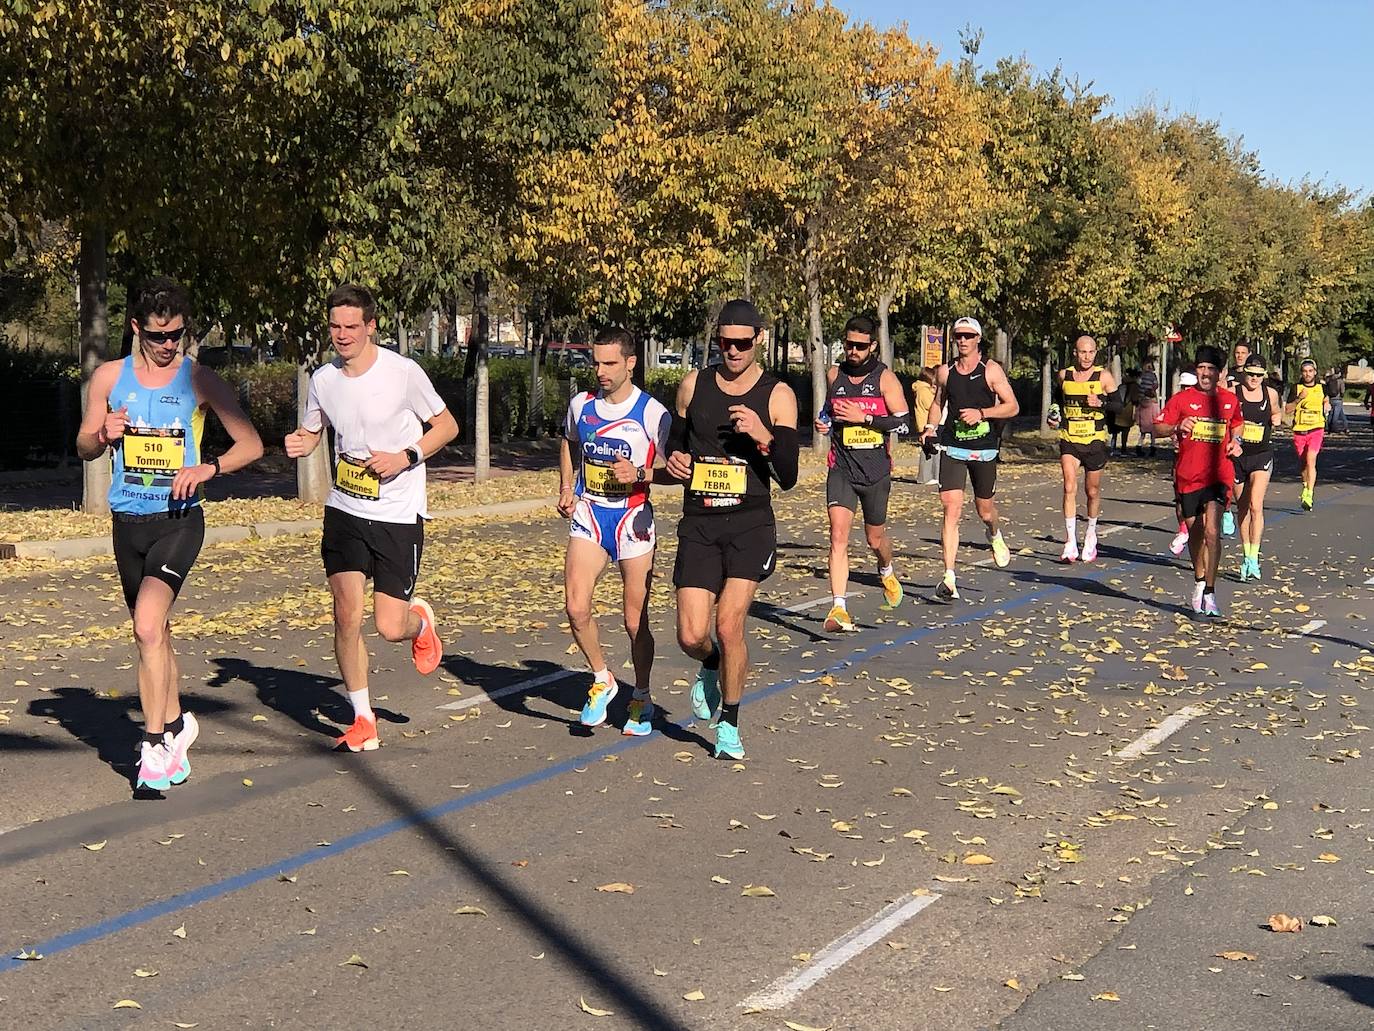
[
  {"x1": 395, "y1": 311, "x2": 408, "y2": 356},
  {"x1": 296, "y1": 359, "x2": 331, "y2": 502},
  {"x1": 994, "y1": 328, "x2": 1010, "y2": 368},
  {"x1": 803, "y1": 218, "x2": 827, "y2": 453},
  {"x1": 877, "y1": 289, "x2": 895, "y2": 368},
  {"x1": 79, "y1": 226, "x2": 111, "y2": 515},
  {"x1": 473, "y1": 271, "x2": 491, "y2": 482},
  {"x1": 428, "y1": 309, "x2": 440, "y2": 356},
  {"x1": 526, "y1": 306, "x2": 546, "y2": 436},
  {"x1": 1040, "y1": 344, "x2": 1054, "y2": 438}
]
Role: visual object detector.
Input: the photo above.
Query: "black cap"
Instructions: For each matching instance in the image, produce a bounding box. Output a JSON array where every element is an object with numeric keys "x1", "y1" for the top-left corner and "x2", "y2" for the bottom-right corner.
[
  {"x1": 716, "y1": 298, "x2": 764, "y2": 331},
  {"x1": 1241, "y1": 354, "x2": 1267, "y2": 374},
  {"x1": 1194, "y1": 344, "x2": 1224, "y2": 369}
]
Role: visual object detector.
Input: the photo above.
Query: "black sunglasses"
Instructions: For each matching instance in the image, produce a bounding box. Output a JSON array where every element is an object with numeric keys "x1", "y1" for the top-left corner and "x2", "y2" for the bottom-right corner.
[
  {"x1": 953, "y1": 332, "x2": 979, "y2": 341},
  {"x1": 843, "y1": 338, "x2": 873, "y2": 350},
  {"x1": 718, "y1": 336, "x2": 756, "y2": 352},
  {"x1": 141, "y1": 326, "x2": 187, "y2": 345}
]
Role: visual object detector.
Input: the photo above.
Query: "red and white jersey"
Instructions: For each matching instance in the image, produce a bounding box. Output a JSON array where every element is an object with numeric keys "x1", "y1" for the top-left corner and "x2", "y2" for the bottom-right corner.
[{"x1": 563, "y1": 386, "x2": 670, "y2": 509}]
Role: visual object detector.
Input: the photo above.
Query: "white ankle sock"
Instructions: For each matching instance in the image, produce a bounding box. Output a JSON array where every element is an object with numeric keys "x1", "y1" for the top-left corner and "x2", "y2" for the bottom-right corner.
[
  {"x1": 1065, "y1": 516, "x2": 1077, "y2": 542},
  {"x1": 878, "y1": 564, "x2": 894, "y2": 577},
  {"x1": 833, "y1": 596, "x2": 847, "y2": 609},
  {"x1": 348, "y1": 688, "x2": 375, "y2": 721}
]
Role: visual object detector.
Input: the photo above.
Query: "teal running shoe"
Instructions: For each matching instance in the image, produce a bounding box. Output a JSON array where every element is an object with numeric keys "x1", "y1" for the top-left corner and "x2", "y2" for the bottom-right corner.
[
  {"x1": 579, "y1": 674, "x2": 618, "y2": 728},
  {"x1": 1221, "y1": 510, "x2": 1236, "y2": 537},
  {"x1": 714, "y1": 721, "x2": 745, "y2": 760},
  {"x1": 1250, "y1": 556, "x2": 1262, "y2": 581},
  {"x1": 622, "y1": 694, "x2": 655, "y2": 737},
  {"x1": 164, "y1": 711, "x2": 199, "y2": 786},
  {"x1": 136, "y1": 741, "x2": 171, "y2": 792},
  {"x1": 690, "y1": 665, "x2": 721, "y2": 722}
]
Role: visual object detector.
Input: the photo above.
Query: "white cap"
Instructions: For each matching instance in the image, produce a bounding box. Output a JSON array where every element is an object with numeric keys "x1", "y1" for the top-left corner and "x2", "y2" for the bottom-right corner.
[
  {"x1": 1180, "y1": 371, "x2": 1198, "y2": 386},
  {"x1": 953, "y1": 316, "x2": 982, "y2": 336}
]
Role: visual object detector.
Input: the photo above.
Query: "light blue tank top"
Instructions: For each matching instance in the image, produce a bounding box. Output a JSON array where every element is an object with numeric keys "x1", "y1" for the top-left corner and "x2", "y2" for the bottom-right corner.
[{"x1": 107, "y1": 357, "x2": 204, "y2": 515}]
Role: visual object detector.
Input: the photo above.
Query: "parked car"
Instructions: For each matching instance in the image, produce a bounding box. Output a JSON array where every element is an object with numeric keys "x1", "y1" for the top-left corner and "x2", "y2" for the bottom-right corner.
[{"x1": 657, "y1": 352, "x2": 683, "y2": 367}]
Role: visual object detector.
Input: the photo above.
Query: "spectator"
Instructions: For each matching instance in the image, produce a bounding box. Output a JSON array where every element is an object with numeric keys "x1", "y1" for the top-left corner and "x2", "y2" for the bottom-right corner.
[
  {"x1": 1111, "y1": 368, "x2": 1138, "y2": 453},
  {"x1": 913, "y1": 365, "x2": 939, "y2": 484},
  {"x1": 1135, "y1": 359, "x2": 1160, "y2": 456},
  {"x1": 1326, "y1": 367, "x2": 1348, "y2": 432}
]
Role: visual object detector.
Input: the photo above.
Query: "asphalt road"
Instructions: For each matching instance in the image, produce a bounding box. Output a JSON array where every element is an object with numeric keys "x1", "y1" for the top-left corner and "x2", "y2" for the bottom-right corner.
[{"x1": 0, "y1": 431, "x2": 1370, "y2": 1031}]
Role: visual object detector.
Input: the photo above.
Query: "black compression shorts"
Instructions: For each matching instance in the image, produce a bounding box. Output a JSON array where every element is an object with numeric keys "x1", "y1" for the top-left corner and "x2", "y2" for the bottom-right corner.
[
  {"x1": 673, "y1": 507, "x2": 776, "y2": 594},
  {"x1": 112, "y1": 508, "x2": 205, "y2": 611},
  {"x1": 826, "y1": 466, "x2": 891, "y2": 526},
  {"x1": 1232, "y1": 451, "x2": 1274, "y2": 482},
  {"x1": 1059, "y1": 440, "x2": 1109, "y2": 473},
  {"x1": 1178, "y1": 484, "x2": 1227, "y2": 520},
  {"x1": 321, "y1": 506, "x2": 425, "y2": 601},
  {"x1": 938, "y1": 455, "x2": 998, "y2": 499}
]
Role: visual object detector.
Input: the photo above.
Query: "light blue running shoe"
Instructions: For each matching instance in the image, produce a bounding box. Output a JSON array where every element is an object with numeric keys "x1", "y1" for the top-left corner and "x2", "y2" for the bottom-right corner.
[
  {"x1": 579, "y1": 674, "x2": 618, "y2": 727},
  {"x1": 690, "y1": 665, "x2": 721, "y2": 722},
  {"x1": 622, "y1": 694, "x2": 655, "y2": 737},
  {"x1": 1221, "y1": 510, "x2": 1236, "y2": 537},
  {"x1": 714, "y1": 721, "x2": 745, "y2": 760}
]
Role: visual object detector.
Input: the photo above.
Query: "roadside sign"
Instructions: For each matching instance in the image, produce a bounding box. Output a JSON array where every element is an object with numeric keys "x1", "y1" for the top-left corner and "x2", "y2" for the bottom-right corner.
[{"x1": 922, "y1": 328, "x2": 944, "y2": 368}]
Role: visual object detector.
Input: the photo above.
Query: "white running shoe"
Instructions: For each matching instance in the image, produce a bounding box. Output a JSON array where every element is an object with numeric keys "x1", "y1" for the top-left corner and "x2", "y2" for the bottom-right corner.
[
  {"x1": 1190, "y1": 581, "x2": 1206, "y2": 615},
  {"x1": 1059, "y1": 540, "x2": 1079, "y2": 564},
  {"x1": 164, "y1": 711, "x2": 200, "y2": 786},
  {"x1": 1169, "y1": 530, "x2": 1189, "y2": 556},
  {"x1": 1082, "y1": 535, "x2": 1098, "y2": 563},
  {"x1": 137, "y1": 740, "x2": 171, "y2": 792}
]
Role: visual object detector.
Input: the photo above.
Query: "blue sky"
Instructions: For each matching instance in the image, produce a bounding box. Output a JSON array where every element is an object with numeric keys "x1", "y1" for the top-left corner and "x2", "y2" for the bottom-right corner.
[{"x1": 841, "y1": 0, "x2": 1372, "y2": 197}]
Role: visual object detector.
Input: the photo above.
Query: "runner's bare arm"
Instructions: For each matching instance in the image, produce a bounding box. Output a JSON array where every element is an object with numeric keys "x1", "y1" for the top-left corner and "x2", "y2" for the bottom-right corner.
[
  {"x1": 192, "y1": 367, "x2": 265, "y2": 476},
  {"x1": 75, "y1": 361, "x2": 124, "y2": 461},
  {"x1": 983, "y1": 361, "x2": 1021, "y2": 420},
  {"x1": 816, "y1": 367, "x2": 839, "y2": 432},
  {"x1": 1268, "y1": 387, "x2": 1282, "y2": 425},
  {"x1": 557, "y1": 435, "x2": 577, "y2": 516}
]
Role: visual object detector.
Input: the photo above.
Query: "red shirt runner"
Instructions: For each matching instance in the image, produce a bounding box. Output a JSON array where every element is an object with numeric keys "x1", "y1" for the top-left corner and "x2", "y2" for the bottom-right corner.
[{"x1": 1161, "y1": 386, "x2": 1242, "y2": 494}]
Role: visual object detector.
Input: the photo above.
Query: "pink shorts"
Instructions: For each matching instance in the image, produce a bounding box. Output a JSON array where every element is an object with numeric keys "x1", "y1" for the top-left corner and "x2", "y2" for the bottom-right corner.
[{"x1": 1294, "y1": 428, "x2": 1324, "y2": 457}]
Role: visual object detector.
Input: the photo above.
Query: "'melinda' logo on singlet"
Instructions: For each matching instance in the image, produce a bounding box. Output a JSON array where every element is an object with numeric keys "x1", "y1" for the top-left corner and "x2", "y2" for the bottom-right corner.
[{"x1": 583, "y1": 437, "x2": 632, "y2": 463}]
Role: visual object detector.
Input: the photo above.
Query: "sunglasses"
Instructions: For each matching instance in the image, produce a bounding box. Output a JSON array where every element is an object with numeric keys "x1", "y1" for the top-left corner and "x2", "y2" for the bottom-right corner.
[
  {"x1": 843, "y1": 339, "x2": 873, "y2": 350},
  {"x1": 953, "y1": 332, "x2": 980, "y2": 341},
  {"x1": 719, "y1": 336, "x2": 756, "y2": 352},
  {"x1": 141, "y1": 326, "x2": 187, "y2": 345}
]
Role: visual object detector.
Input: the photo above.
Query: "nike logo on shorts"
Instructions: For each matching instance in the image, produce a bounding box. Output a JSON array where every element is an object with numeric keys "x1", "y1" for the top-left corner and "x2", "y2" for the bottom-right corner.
[
  {"x1": 160, "y1": 564, "x2": 183, "y2": 580},
  {"x1": 762, "y1": 552, "x2": 774, "y2": 573}
]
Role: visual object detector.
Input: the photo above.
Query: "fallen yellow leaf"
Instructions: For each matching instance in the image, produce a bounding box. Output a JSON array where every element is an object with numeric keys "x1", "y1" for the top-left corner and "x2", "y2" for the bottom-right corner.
[
  {"x1": 339, "y1": 954, "x2": 368, "y2": 968},
  {"x1": 963, "y1": 853, "x2": 996, "y2": 866},
  {"x1": 596, "y1": 882, "x2": 635, "y2": 895},
  {"x1": 112, "y1": 1000, "x2": 142, "y2": 1009},
  {"x1": 784, "y1": 1021, "x2": 833, "y2": 1031},
  {"x1": 1092, "y1": 991, "x2": 1121, "y2": 1002},
  {"x1": 682, "y1": 989, "x2": 705, "y2": 1001},
  {"x1": 82, "y1": 841, "x2": 107, "y2": 852},
  {"x1": 1310, "y1": 915, "x2": 1337, "y2": 927},
  {"x1": 1216, "y1": 950, "x2": 1256, "y2": 961},
  {"x1": 578, "y1": 997, "x2": 613, "y2": 1017},
  {"x1": 741, "y1": 885, "x2": 776, "y2": 897},
  {"x1": 452, "y1": 906, "x2": 488, "y2": 916},
  {"x1": 1268, "y1": 913, "x2": 1301, "y2": 933}
]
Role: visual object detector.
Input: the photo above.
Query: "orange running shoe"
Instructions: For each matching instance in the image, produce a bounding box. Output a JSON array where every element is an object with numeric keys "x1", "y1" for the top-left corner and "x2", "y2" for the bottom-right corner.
[
  {"x1": 409, "y1": 597, "x2": 442, "y2": 675},
  {"x1": 336, "y1": 715, "x2": 379, "y2": 752}
]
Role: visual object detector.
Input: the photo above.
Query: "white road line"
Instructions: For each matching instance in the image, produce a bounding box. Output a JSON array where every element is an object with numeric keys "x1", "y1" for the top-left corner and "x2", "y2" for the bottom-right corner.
[
  {"x1": 1114, "y1": 704, "x2": 1209, "y2": 760},
  {"x1": 739, "y1": 892, "x2": 942, "y2": 1011},
  {"x1": 1287, "y1": 619, "x2": 1328, "y2": 638},
  {"x1": 435, "y1": 669, "x2": 577, "y2": 711},
  {"x1": 782, "y1": 593, "x2": 846, "y2": 613}
]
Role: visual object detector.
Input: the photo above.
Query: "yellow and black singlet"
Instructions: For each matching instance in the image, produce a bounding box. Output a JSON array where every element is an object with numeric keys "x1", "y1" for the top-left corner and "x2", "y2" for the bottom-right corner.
[{"x1": 1058, "y1": 367, "x2": 1108, "y2": 445}]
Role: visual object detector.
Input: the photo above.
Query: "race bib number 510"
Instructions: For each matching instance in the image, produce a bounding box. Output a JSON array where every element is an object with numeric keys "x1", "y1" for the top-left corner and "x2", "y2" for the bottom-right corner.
[{"x1": 123, "y1": 426, "x2": 185, "y2": 474}]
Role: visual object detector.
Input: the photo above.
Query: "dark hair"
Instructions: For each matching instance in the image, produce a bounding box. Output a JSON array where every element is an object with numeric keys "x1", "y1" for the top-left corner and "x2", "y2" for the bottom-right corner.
[
  {"x1": 326, "y1": 283, "x2": 377, "y2": 323},
  {"x1": 917, "y1": 365, "x2": 937, "y2": 385},
  {"x1": 1194, "y1": 344, "x2": 1224, "y2": 368},
  {"x1": 594, "y1": 326, "x2": 636, "y2": 358},
  {"x1": 844, "y1": 315, "x2": 877, "y2": 340},
  {"x1": 131, "y1": 276, "x2": 192, "y2": 328}
]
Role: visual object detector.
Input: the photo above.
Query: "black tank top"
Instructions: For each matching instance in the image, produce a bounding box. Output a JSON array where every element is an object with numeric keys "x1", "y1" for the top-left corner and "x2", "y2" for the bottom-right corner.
[
  {"x1": 938, "y1": 359, "x2": 998, "y2": 450},
  {"x1": 684, "y1": 366, "x2": 777, "y2": 514},
  {"x1": 1239, "y1": 387, "x2": 1273, "y2": 454},
  {"x1": 828, "y1": 363, "x2": 892, "y2": 487}
]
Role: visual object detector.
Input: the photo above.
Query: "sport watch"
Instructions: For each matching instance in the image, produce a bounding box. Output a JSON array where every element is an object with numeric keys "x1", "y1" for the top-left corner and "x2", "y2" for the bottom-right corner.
[
  {"x1": 404, "y1": 447, "x2": 421, "y2": 468},
  {"x1": 635, "y1": 466, "x2": 647, "y2": 483}
]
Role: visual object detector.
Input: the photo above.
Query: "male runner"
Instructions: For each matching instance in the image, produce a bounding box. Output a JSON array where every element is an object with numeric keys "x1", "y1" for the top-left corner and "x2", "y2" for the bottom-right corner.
[
  {"x1": 1154, "y1": 346, "x2": 1242, "y2": 616},
  {"x1": 1219, "y1": 342, "x2": 1251, "y2": 537},
  {"x1": 1047, "y1": 335, "x2": 1117, "y2": 563},
  {"x1": 815, "y1": 315, "x2": 910, "y2": 632},
  {"x1": 920, "y1": 316, "x2": 1020, "y2": 600},
  {"x1": 558, "y1": 328, "x2": 671, "y2": 735},
  {"x1": 76, "y1": 277, "x2": 264, "y2": 792},
  {"x1": 667, "y1": 298, "x2": 799, "y2": 759},
  {"x1": 285, "y1": 284, "x2": 458, "y2": 751},
  {"x1": 1167, "y1": 369, "x2": 1199, "y2": 556},
  {"x1": 1285, "y1": 358, "x2": 1329, "y2": 511},
  {"x1": 1232, "y1": 353, "x2": 1281, "y2": 580}
]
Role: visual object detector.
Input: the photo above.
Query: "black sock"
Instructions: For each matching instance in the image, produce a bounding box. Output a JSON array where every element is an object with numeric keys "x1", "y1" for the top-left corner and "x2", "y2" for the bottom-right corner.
[
  {"x1": 720, "y1": 702, "x2": 740, "y2": 727},
  {"x1": 702, "y1": 644, "x2": 721, "y2": 671},
  {"x1": 165, "y1": 715, "x2": 184, "y2": 737},
  {"x1": 143, "y1": 731, "x2": 163, "y2": 746}
]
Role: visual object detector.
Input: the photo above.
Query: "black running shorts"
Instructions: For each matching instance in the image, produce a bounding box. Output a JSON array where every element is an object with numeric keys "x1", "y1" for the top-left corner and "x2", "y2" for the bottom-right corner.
[
  {"x1": 112, "y1": 508, "x2": 205, "y2": 611},
  {"x1": 673, "y1": 508, "x2": 777, "y2": 594},
  {"x1": 938, "y1": 455, "x2": 998, "y2": 499},
  {"x1": 1231, "y1": 451, "x2": 1274, "y2": 483},
  {"x1": 1059, "y1": 439, "x2": 1109, "y2": 472},
  {"x1": 825, "y1": 466, "x2": 891, "y2": 526},
  {"x1": 321, "y1": 506, "x2": 424, "y2": 601},
  {"x1": 1178, "y1": 483, "x2": 1227, "y2": 520}
]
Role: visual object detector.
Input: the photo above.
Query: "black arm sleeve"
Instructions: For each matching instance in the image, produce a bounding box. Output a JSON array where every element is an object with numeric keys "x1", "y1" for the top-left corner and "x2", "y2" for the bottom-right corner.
[
  {"x1": 666, "y1": 412, "x2": 689, "y2": 454},
  {"x1": 767, "y1": 426, "x2": 800, "y2": 490},
  {"x1": 868, "y1": 411, "x2": 909, "y2": 433},
  {"x1": 1099, "y1": 389, "x2": 1124, "y2": 415}
]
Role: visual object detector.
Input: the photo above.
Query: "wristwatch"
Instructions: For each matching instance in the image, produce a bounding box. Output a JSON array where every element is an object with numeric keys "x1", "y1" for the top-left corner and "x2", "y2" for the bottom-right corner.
[
  {"x1": 404, "y1": 447, "x2": 421, "y2": 468},
  {"x1": 635, "y1": 466, "x2": 647, "y2": 483}
]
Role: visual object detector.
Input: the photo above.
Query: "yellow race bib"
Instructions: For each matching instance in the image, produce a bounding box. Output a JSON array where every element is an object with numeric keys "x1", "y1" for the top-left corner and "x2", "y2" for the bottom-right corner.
[
  {"x1": 1241, "y1": 421, "x2": 1266, "y2": 443},
  {"x1": 840, "y1": 424, "x2": 885, "y2": 449},
  {"x1": 690, "y1": 459, "x2": 747, "y2": 496},
  {"x1": 1294, "y1": 408, "x2": 1324, "y2": 431},
  {"x1": 582, "y1": 460, "x2": 632, "y2": 497},
  {"x1": 122, "y1": 426, "x2": 185, "y2": 474},
  {"x1": 335, "y1": 454, "x2": 381, "y2": 500},
  {"x1": 1189, "y1": 418, "x2": 1225, "y2": 443}
]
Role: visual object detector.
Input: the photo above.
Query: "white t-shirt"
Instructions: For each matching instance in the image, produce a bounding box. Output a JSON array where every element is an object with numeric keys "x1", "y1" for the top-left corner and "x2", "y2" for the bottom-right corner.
[
  {"x1": 302, "y1": 348, "x2": 447, "y2": 524},
  {"x1": 563, "y1": 386, "x2": 670, "y2": 508}
]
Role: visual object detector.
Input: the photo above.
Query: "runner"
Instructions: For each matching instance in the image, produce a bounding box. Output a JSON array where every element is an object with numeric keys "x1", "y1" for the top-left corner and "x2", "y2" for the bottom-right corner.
[
  {"x1": 1046, "y1": 335, "x2": 1117, "y2": 563},
  {"x1": 919, "y1": 316, "x2": 1020, "y2": 600},
  {"x1": 1154, "y1": 346, "x2": 1243, "y2": 616},
  {"x1": 1167, "y1": 369, "x2": 1199, "y2": 556},
  {"x1": 1286, "y1": 358, "x2": 1329, "y2": 511},
  {"x1": 75, "y1": 276, "x2": 264, "y2": 792},
  {"x1": 815, "y1": 315, "x2": 910, "y2": 632},
  {"x1": 558, "y1": 328, "x2": 671, "y2": 735},
  {"x1": 284, "y1": 284, "x2": 458, "y2": 752},
  {"x1": 666, "y1": 298, "x2": 799, "y2": 759},
  {"x1": 1232, "y1": 353, "x2": 1281, "y2": 580},
  {"x1": 1219, "y1": 342, "x2": 1251, "y2": 537}
]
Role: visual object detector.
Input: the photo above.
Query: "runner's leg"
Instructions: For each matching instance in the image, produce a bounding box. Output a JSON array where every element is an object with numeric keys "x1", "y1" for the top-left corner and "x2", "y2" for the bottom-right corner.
[
  {"x1": 564, "y1": 537, "x2": 610, "y2": 673},
  {"x1": 973, "y1": 494, "x2": 1000, "y2": 539},
  {"x1": 827, "y1": 503, "x2": 854, "y2": 603},
  {"x1": 676, "y1": 586, "x2": 717, "y2": 664},
  {"x1": 131, "y1": 578, "x2": 177, "y2": 736},
  {"x1": 329, "y1": 571, "x2": 371, "y2": 711},
  {"x1": 619, "y1": 550, "x2": 655, "y2": 691},
  {"x1": 1060, "y1": 453, "x2": 1079, "y2": 544},
  {"x1": 714, "y1": 577, "x2": 760, "y2": 707},
  {"x1": 373, "y1": 592, "x2": 423, "y2": 643},
  {"x1": 939, "y1": 489, "x2": 963, "y2": 573},
  {"x1": 864, "y1": 520, "x2": 893, "y2": 572}
]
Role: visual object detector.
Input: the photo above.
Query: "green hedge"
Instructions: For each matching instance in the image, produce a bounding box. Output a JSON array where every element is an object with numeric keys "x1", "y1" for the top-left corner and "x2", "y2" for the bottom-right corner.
[{"x1": 0, "y1": 341, "x2": 81, "y2": 468}]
